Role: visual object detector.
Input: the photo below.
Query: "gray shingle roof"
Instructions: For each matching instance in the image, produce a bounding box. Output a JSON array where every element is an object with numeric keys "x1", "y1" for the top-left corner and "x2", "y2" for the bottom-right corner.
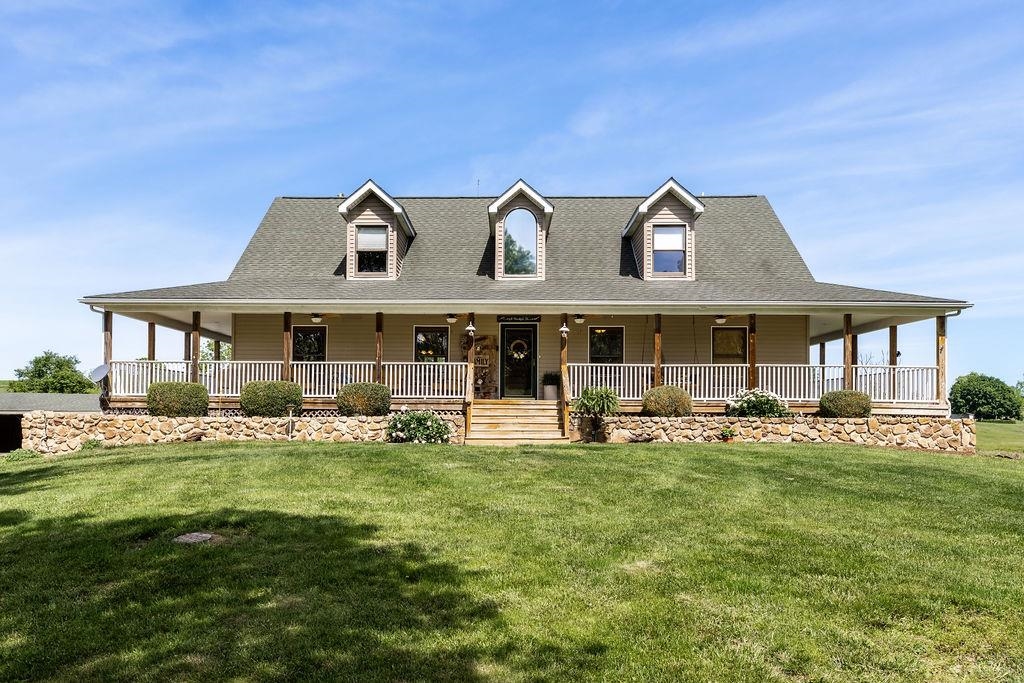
[
  {"x1": 83, "y1": 195, "x2": 967, "y2": 307},
  {"x1": 0, "y1": 393, "x2": 100, "y2": 414}
]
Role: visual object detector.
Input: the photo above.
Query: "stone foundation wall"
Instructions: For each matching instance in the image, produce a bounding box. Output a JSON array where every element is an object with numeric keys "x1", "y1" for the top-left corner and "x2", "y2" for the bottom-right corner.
[
  {"x1": 573, "y1": 415, "x2": 976, "y2": 453},
  {"x1": 21, "y1": 411, "x2": 466, "y2": 454}
]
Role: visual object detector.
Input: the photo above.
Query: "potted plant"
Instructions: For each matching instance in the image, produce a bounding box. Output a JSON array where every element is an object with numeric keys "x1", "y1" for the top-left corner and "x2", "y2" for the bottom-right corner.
[
  {"x1": 720, "y1": 426, "x2": 738, "y2": 443},
  {"x1": 542, "y1": 371, "x2": 561, "y2": 401}
]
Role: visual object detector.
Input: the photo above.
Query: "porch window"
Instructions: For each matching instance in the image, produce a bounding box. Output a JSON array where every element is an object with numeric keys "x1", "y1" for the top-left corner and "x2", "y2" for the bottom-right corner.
[
  {"x1": 293, "y1": 325, "x2": 327, "y2": 362},
  {"x1": 414, "y1": 326, "x2": 449, "y2": 363},
  {"x1": 356, "y1": 226, "x2": 388, "y2": 274},
  {"x1": 589, "y1": 326, "x2": 624, "y2": 364},
  {"x1": 503, "y1": 208, "x2": 538, "y2": 276},
  {"x1": 712, "y1": 327, "x2": 747, "y2": 364},
  {"x1": 653, "y1": 226, "x2": 686, "y2": 274}
]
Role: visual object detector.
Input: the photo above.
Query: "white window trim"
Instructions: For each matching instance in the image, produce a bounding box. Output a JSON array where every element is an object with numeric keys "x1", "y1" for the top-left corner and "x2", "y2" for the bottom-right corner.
[
  {"x1": 649, "y1": 221, "x2": 690, "y2": 279},
  {"x1": 412, "y1": 324, "x2": 451, "y2": 363},
  {"x1": 499, "y1": 207, "x2": 541, "y2": 279},
  {"x1": 354, "y1": 223, "x2": 391, "y2": 278},
  {"x1": 587, "y1": 325, "x2": 626, "y2": 364},
  {"x1": 291, "y1": 324, "x2": 329, "y2": 362},
  {"x1": 710, "y1": 325, "x2": 749, "y2": 365}
]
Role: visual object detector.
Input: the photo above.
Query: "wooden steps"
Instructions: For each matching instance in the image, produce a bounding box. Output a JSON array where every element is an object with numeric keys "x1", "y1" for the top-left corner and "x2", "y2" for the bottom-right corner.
[{"x1": 466, "y1": 400, "x2": 568, "y2": 445}]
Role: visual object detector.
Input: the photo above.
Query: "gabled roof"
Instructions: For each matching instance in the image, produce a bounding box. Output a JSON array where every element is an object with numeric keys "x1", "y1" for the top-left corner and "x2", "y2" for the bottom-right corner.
[
  {"x1": 338, "y1": 179, "x2": 415, "y2": 236},
  {"x1": 622, "y1": 178, "x2": 706, "y2": 237},
  {"x1": 487, "y1": 179, "x2": 554, "y2": 232},
  {"x1": 81, "y1": 195, "x2": 969, "y2": 313}
]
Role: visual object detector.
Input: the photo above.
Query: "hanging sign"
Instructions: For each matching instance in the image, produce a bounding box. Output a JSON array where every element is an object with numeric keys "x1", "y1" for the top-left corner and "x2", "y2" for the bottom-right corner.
[{"x1": 497, "y1": 315, "x2": 541, "y2": 323}]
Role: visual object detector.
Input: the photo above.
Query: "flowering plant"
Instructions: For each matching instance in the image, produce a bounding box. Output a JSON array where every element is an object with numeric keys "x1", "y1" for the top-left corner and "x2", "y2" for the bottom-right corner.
[
  {"x1": 387, "y1": 410, "x2": 452, "y2": 444},
  {"x1": 725, "y1": 388, "x2": 790, "y2": 418}
]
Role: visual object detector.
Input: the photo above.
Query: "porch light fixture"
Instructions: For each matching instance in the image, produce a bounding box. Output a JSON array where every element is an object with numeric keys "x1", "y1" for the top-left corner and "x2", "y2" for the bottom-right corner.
[
  {"x1": 714, "y1": 314, "x2": 727, "y2": 325},
  {"x1": 445, "y1": 313, "x2": 458, "y2": 324},
  {"x1": 310, "y1": 313, "x2": 323, "y2": 324},
  {"x1": 559, "y1": 322, "x2": 570, "y2": 338},
  {"x1": 465, "y1": 321, "x2": 476, "y2": 336},
  {"x1": 574, "y1": 313, "x2": 585, "y2": 324}
]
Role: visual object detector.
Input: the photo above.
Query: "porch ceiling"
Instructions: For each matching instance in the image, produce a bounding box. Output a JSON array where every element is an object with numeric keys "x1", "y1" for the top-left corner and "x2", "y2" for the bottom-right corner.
[
  {"x1": 808, "y1": 312, "x2": 951, "y2": 344},
  {"x1": 114, "y1": 310, "x2": 233, "y2": 342}
]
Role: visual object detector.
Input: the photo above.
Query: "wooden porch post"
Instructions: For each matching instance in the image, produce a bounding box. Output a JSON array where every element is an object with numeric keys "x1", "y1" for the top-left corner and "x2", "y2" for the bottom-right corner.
[
  {"x1": 653, "y1": 314, "x2": 663, "y2": 387},
  {"x1": 146, "y1": 322, "x2": 156, "y2": 361},
  {"x1": 842, "y1": 314, "x2": 853, "y2": 390},
  {"x1": 375, "y1": 312, "x2": 384, "y2": 383},
  {"x1": 465, "y1": 313, "x2": 475, "y2": 433},
  {"x1": 851, "y1": 334, "x2": 859, "y2": 367},
  {"x1": 747, "y1": 314, "x2": 758, "y2": 389},
  {"x1": 818, "y1": 341, "x2": 826, "y2": 393},
  {"x1": 213, "y1": 340, "x2": 222, "y2": 362},
  {"x1": 190, "y1": 311, "x2": 201, "y2": 383},
  {"x1": 889, "y1": 325, "x2": 898, "y2": 400},
  {"x1": 281, "y1": 312, "x2": 292, "y2": 381},
  {"x1": 102, "y1": 311, "x2": 113, "y2": 367},
  {"x1": 818, "y1": 342, "x2": 826, "y2": 366},
  {"x1": 183, "y1": 332, "x2": 190, "y2": 361},
  {"x1": 936, "y1": 315, "x2": 947, "y2": 403},
  {"x1": 560, "y1": 313, "x2": 570, "y2": 436}
]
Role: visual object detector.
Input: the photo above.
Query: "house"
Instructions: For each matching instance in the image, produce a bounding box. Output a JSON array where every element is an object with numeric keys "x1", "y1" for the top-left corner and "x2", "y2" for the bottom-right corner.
[{"x1": 81, "y1": 178, "x2": 969, "y2": 442}]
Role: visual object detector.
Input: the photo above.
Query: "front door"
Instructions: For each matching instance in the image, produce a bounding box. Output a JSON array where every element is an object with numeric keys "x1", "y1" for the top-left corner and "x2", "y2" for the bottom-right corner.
[{"x1": 500, "y1": 325, "x2": 537, "y2": 398}]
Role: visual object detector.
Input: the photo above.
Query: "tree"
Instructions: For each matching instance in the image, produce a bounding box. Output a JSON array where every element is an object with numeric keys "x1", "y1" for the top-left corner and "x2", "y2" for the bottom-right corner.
[
  {"x1": 503, "y1": 233, "x2": 536, "y2": 275},
  {"x1": 9, "y1": 351, "x2": 96, "y2": 394},
  {"x1": 200, "y1": 339, "x2": 232, "y2": 361},
  {"x1": 949, "y1": 372, "x2": 1023, "y2": 421}
]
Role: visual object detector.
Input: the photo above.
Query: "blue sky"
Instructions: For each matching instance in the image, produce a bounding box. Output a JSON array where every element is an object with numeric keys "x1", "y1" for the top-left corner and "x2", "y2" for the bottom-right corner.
[{"x1": 0, "y1": 0, "x2": 1021, "y2": 385}]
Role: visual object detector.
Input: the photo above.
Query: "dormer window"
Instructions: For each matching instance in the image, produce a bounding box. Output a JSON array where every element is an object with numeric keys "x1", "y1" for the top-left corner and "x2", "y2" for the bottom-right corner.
[
  {"x1": 653, "y1": 225, "x2": 686, "y2": 275},
  {"x1": 356, "y1": 226, "x2": 388, "y2": 274},
  {"x1": 503, "y1": 209, "x2": 538, "y2": 276}
]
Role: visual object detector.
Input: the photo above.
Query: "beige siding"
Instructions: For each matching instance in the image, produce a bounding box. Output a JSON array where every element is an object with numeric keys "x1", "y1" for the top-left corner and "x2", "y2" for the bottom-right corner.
[
  {"x1": 346, "y1": 195, "x2": 398, "y2": 280},
  {"x1": 396, "y1": 227, "x2": 410, "y2": 277},
  {"x1": 232, "y1": 313, "x2": 809, "y2": 370},
  {"x1": 495, "y1": 194, "x2": 546, "y2": 280},
  {"x1": 644, "y1": 195, "x2": 696, "y2": 281}
]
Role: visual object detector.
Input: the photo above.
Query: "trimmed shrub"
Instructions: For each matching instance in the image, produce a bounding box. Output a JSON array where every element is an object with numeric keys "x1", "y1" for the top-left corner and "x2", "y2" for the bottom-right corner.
[
  {"x1": 337, "y1": 382, "x2": 391, "y2": 416},
  {"x1": 573, "y1": 387, "x2": 620, "y2": 417},
  {"x1": 949, "y1": 373, "x2": 1024, "y2": 420},
  {"x1": 388, "y1": 410, "x2": 451, "y2": 443},
  {"x1": 641, "y1": 385, "x2": 693, "y2": 417},
  {"x1": 818, "y1": 390, "x2": 872, "y2": 418},
  {"x1": 239, "y1": 381, "x2": 303, "y2": 417},
  {"x1": 146, "y1": 382, "x2": 209, "y2": 417},
  {"x1": 726, "y1": 388, "x2": 790, "y2": 418}
]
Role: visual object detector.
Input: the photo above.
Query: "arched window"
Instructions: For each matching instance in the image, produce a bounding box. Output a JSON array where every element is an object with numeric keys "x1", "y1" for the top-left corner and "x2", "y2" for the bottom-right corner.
[{"x1": 503, "y1": 208, "x2": 538, "y2": 276}]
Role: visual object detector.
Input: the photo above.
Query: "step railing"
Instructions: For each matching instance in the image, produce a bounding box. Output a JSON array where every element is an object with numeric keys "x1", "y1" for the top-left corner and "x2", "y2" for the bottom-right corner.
[
  {"x1": 382, "y1": 362, "x2": 468, "y2": 399},
  {"x1": 291, "y1": 362, "x2": 376, "y2": 398},
  {"x1": 661, "y1": 364, "x2": 750, "y2": 401},
  {"x1": 567, "y1": 363, "x2": 654, "y2": 400}
]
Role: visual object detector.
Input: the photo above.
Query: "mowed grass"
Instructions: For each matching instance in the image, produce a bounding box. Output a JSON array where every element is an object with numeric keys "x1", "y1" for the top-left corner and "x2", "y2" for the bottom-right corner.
[
  {"x1": 977, "y1": 420, "x2": 1024, "y2": 455},
  {"x1": 1, "y1": 443, "x2": 1023, "y2": 681}
]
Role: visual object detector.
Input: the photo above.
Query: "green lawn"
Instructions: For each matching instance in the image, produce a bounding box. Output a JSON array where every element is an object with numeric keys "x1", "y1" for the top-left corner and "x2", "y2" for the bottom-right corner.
[
  {"x1": 977, "y1": 421, "x2": 1024, "y2": 455},
  {"x1": 0, "y1": 380, "x2": 9, "y2": 392},
  {"x1": 2, "y1": 443, "x2": 1023, "y2": 681}
]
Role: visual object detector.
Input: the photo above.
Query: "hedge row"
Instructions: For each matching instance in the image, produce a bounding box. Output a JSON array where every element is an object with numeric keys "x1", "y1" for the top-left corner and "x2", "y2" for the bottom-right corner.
[{"x1": 145, "y1": 381, "x2": 393, "y2": 417}]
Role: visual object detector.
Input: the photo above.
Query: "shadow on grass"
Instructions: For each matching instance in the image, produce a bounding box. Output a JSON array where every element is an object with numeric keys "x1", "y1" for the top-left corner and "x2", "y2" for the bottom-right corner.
[{"x1": 0, "y1": 509, "x2": 590, "y2": 681}]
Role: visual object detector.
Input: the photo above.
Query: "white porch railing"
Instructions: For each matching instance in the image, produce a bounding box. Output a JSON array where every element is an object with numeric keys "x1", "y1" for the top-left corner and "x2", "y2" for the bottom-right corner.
[
  {"x1": 758, "y1": 364, "x2": 845, "y2": 402},
  {"x1": 568, "y1": 363, "x2": 655, "y2": 400},
  {"x1": 856, "y1": 365, "x2": 937, "y2": 403},
  {"x1": 382, "y1": 362, "x2": 468, "y2": 399},
  {"x1": 292, "y1": 362, "x2": 376, "y2": 398},
  {"x1": 662, "y1": 364, "x2": 749, "y2": 401},
  {"x1": 199, "y1": 361, "x2": 283, "y2": 397},
  {"x1": 110, "y1": 360, "x2": 191, "y2": 396}
]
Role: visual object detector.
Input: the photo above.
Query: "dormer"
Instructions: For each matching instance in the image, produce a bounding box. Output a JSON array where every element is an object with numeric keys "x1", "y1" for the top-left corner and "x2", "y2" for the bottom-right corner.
[
  {"x1": 622, "y1": 178, "x2": 704, "y2": 281},
  {"x1": 339, "y1": 180, "x2": 415, "y2": 280},
  {"x1": 488, "y1": 179, "x2": 554, "y2": 280}
]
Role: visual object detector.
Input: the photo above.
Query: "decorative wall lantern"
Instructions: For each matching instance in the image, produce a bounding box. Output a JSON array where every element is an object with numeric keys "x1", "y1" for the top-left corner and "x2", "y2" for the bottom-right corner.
[
  {"x1": 465, "y1": 321, "x2": 476, "y2": 336},
  {"x1": 559, "y1": 322, "x2": 570, "y2": 338}
]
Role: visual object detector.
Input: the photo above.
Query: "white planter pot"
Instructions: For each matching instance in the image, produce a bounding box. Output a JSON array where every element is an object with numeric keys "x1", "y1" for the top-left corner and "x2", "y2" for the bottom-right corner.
[{"x1": 543, "y1": 384, "x2": 558, "y2": 401}]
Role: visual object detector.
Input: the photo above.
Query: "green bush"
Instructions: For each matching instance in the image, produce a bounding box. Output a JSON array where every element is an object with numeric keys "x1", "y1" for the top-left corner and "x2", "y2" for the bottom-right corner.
[
  {"x1": 573, "y1": 387, "x2": 620, "y2": 417},
  {"x1": 818, "y1": 390, "x2": 872, "y2": 418},
  {"x1": 949, "y1": 373, "x2": 1023, "y2": 420},
  {"x1": 641, "y1": 385, "x2": 693, "y2": 417},
  {"x1": 3, "y1": 448, "x2": 41, "y2": 463},
  {"x1": 726, "y1": 388, "x2": 790, "y2": 418},
  {"x1": 542, "y1": 371, "x2": 561, "y2": 386},
  {"x1": 239, "y1": 381, "x2": 303, "y2": 417},
  {"x1": 387, "y1": 410, "x2": 451, "y2": 443},
  {"x1": 146, "y1": 382, "x2": 209, "y2": 417},
  {"x1": 336, "y1": 382, "x2": 391, "y2": 416}
]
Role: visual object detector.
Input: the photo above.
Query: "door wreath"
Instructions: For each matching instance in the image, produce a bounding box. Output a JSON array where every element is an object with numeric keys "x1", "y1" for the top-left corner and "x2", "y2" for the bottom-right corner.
[{"x1": 508, "y1": 339, "x2": 530, "y2": 360}]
